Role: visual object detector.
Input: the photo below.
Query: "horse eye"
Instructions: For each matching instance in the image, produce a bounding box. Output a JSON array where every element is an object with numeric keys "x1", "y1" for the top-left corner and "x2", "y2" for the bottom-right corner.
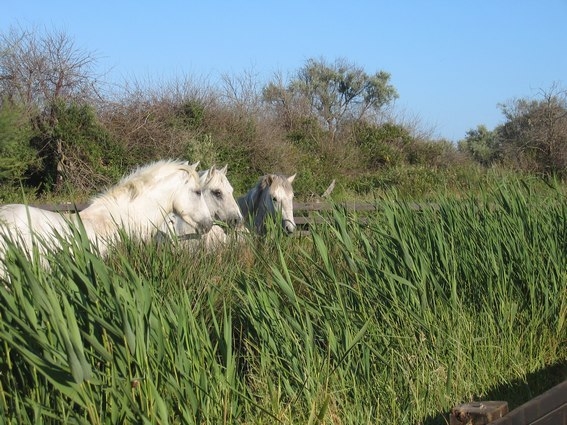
[
  {"x1": 213, "y1": 190, "x2": 223, "y2": 199},
  {"x1": 195, "y1": 190, "x2": 202, "y2": 196},
  {"x1": 272, "y1": 197, "x2": 278, "y2": 203}
]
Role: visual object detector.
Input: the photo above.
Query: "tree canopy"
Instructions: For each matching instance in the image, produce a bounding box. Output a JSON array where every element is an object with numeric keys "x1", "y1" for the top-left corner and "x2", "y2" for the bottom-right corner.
[
  {"x1": 497, "y1": 86, "x2": 567, "y2": 178},
  {"x1": 263, "y1": 57, "x2": 398, "y2": 138}
]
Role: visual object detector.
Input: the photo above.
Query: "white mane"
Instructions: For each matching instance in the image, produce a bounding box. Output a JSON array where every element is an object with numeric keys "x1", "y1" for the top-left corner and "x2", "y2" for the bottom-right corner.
[{"x1": 91, "y1": 159, "x2": 198, "y2": 205}]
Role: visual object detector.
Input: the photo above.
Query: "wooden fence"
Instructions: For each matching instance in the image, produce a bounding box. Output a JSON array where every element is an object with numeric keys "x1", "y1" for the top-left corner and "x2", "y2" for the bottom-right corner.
[
  {"x1": 292, "y1": 201, "x2": 377, "y2": 232},
  {"x1": 30, "y1": 201, "x2": 381, "y2": 234}
]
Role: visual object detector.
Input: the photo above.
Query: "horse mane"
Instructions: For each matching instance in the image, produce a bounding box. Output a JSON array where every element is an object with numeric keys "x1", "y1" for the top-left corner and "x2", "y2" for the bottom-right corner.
[
  {"x1": 258, "y1": 174, "x2": 293, "y2": 194},
  {"x1": 91, "y1": 159, "x2": 198, "y2": 204},
  {"x1": 242, "y1": 174, "x2": 292, "y2": 212}
]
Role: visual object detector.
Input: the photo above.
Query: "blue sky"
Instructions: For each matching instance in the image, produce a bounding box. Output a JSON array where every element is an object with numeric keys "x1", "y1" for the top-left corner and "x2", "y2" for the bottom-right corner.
[{"x1": 2, "y1": 1, "x2": 566, "y2": 141}]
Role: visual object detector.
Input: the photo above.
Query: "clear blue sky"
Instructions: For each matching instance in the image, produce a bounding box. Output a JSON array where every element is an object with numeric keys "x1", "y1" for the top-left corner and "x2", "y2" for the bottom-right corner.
[{"x1": 2, "y1": 1, "x2": 566, "y2": 141}]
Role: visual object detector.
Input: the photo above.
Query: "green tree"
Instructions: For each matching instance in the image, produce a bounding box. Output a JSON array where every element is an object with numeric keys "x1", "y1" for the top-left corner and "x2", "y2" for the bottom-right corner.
[
  {"x1": 263, "y1": 58, "x2": 398, "y2": 140},
  {"x1": 0, "y1": 26, "x2": 102, "y2": 191},
  {"x1": 458, "y1": 125, "x2": 500, "y2": 166},
  {"x1": 0, "y1": 101, "x2": 37, "y2": 188},
  {"x1": 30, "y1": 101, "x2": 124, "y2": 194}
]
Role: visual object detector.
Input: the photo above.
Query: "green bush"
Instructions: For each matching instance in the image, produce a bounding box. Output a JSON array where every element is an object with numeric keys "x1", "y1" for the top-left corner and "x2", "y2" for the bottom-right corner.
[
  {"x1": 348, "y1": 165, "x2": 492, "y2": 199},
  {"x1": 30, "y1": 101, "x2": 125, "y2": 195},
  {"x1": 352, "y1": 122, "x2": 410, "y2": 169},
  {"x1": 406, "y1": 139, "x2": 458, "y2": 167},
  {"x1": 173, "y1": 99, "x2": 206, "y2": 130},
  {"x1": 0, "y1": 101, "x2": 38, "y2": 198}
]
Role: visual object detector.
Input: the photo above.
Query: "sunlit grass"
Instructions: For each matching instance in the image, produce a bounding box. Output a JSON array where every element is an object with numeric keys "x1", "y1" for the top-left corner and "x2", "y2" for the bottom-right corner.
[{"x1": 1, "y1": 180, "x2": 566, "y2": 424}]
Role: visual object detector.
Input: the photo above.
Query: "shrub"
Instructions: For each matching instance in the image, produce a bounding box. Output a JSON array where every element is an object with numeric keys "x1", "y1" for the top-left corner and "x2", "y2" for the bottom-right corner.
[
  {"x1": 352, "y1": 122, "x2": 410, "y2": 169},
  {"x1": 173, "y1": 99, "x2": 206, "y2": 130},
  {"x1": 497, "y1": 87, "x2": 567, "y2": 179},
  {"x1": 0, "y1": 101, "x2": 38, "y2": 197},
  {"x1": 29, "y1": 101, "x2": 124, "y2": 196},
  {"x1": 406, "y1": 139, "x2": 460, "y2": 168},
  {"x1": 458, "y1": 125, "x2": 501, "y2": 166}
]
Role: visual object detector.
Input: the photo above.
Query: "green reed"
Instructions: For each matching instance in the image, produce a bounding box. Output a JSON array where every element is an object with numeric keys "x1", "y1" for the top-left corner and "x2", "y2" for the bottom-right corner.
[{"x1": 0, "y1": 180, "x2": 566, "y2": 424}]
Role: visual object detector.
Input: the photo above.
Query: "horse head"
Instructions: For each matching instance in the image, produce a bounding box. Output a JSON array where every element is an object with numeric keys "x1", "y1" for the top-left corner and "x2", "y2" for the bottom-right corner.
[
  {"x1": 200, "y1": 165, "x2": 243, "y2": 227},
  {"x1": 173, "y1": 161, "x2": 213, "y2": 234},
  {"x1": 256, "y1": 173, "x2": 296, "y2": 235}
]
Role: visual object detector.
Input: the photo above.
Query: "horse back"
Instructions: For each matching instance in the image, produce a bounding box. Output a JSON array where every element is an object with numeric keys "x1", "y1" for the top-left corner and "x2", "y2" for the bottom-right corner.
[{"x1": 0, "y1": 204, "x2": 73, "y2": 238}]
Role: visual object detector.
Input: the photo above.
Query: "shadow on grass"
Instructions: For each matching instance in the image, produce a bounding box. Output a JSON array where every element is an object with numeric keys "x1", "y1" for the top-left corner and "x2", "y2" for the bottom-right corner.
[{"x1": 422, "y1": 360, "x2": 567, "y2": 425}]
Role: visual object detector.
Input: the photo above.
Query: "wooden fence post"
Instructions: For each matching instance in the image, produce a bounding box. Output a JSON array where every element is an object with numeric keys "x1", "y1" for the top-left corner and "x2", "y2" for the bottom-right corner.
[{"x1": 450, "y1": 401, "x2": 509, "y2": 425}]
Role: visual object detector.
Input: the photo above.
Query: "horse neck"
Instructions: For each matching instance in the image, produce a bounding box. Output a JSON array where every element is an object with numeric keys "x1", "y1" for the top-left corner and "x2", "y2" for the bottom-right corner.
[
  {"x1": 238, "y1": 185, "x2": 262, "y2": 217},
  {"x1": 238, "y1": 186, "x2": 269, "y2": 233}
]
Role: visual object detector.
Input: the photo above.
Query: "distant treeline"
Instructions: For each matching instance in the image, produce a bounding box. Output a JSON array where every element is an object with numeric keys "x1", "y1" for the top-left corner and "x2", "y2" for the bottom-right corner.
[{"x1": 1, "y1": 27, "x2": 566, "y2": 202}]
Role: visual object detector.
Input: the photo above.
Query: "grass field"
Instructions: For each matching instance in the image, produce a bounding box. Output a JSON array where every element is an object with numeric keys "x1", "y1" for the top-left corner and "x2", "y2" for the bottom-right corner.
[{"x1": 0, "y1": 180, "x2": 566, "y2": 424}]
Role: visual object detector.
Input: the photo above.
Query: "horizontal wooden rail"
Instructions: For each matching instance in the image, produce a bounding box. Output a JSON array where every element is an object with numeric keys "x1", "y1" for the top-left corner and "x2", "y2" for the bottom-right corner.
[
  {"x1": 30, "y1": 201, "x2": 381, "y2": 213},
  {"x1": 491, "y1": 379, "x2": 567, "y2": 425},
  {"x1": 450, "y1": 380, "x2": 567, "y2": 424},
  {"x1": 293, "y1": 201, "x2": 379, "y2": 212},
  {"x1": 7, "y1": 201, "x2": 390, "y2": 235},
  {"x1": 18, "y1": 201, "x2": 378, "y2": 235},
  {"x1": 26, "y1": 200, "x2": 436, "y2": 214}
]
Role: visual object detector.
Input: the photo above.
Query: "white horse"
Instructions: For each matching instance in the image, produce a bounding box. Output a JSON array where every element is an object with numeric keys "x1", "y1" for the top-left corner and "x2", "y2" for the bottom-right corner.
[
  {"x1": 0, "y1": 160, "x2": 213, "y2": 271},
  {"x1": 159, "y1": 165, "x2": 243, "y2": 249},
  {"x1": 162, "y1": 165, "x2": 242, "y2": 236},
  {"x1": 237, "y1": 173, "x2": 296, "y2": 235}
]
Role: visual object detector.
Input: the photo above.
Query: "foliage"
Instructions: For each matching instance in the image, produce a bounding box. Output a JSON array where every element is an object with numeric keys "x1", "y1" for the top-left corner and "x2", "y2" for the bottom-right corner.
[
  {"x1": 1, "y1": 26, "x2": 567, "y2": 202},
  {"x1": 263, "y1": 57, "x2": 398, "y2": 139},
  {"x1": 0, "y1": 101, "x2": 37, "y2": 191},
  {"x1": 173, "y1": 99, "x2": 206, "y2": 130},
  {"x1": 28, "y1": 101, "x2": 124, "y2": 195},
  {"x1": 406, "y1": 138, "x2": 459, "y2": 167},
  {"x1": 352, "y1": 121, "x2": 412, "y2": 169},
  {"x1": 458, "y1": 125, "x2": 501, "y2": 166},
  {"x1": 497, "y1": 87, "x2": 567, "y2": 179}
]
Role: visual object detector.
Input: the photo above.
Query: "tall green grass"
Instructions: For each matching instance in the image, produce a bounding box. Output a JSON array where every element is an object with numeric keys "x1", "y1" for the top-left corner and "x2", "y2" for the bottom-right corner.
[{"x1": 0, "y1": 180, "x2": 566, "y2": 424}]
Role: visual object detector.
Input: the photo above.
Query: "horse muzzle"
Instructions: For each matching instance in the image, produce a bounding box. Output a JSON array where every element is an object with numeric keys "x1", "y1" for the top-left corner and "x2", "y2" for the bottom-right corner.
[
  {"x1": 283, "y1": 219, "x2": 296, "y2": 235},
  {"x1": 197, "y1": 217, "x2": 214, "y2": 234}
]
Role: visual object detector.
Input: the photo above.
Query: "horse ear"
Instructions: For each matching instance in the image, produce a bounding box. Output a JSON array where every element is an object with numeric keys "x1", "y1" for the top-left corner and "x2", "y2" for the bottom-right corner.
[
  {"x1": 287, "y1": 173, "x2": 296, "y2": 183},
  {"x1": 190, "y1": 161, "x2": 200, "y2": 170},
  {"x1": 219, "y1": 164, "x2": 228, "y2": 175},
  {"x1": 200, "y1": 168, "x2": 210, "y2": 180}
]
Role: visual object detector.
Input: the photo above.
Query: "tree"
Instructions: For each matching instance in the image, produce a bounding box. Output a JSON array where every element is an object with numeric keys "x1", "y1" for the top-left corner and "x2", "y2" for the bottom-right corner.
[
  {"x1": 0, "y1": 26, "x2": 102, "y2": 190},
  {"x1": 458, "y1": 125, "x2": 501, "y2": 166},
  {"x1": 0, "y1": 26, "x2": 99, "y2": 110},
  {"x1": 0, "y1": 102, "x2": 37, "y2": 190},
  {"x1": 497, "y1": 85, "x2": 567, "y2": 178},
  {"x1": 263, "y1": 58, "x2": 398, "y2": 140}
]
